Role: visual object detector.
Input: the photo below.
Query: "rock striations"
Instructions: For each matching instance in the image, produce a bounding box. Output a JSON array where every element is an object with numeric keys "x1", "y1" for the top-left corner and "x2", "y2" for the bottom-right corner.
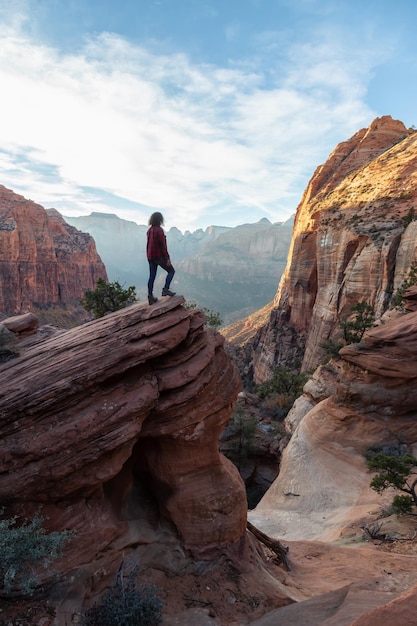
[
  {"x1": 0, "y1": 298, "x2": 246, "y2": 551},
  {"x1": 0, "y1": 299, "x2": 296, "y2": 624},
  {"x1": 251, "y1": 116, "x2": 417, "y2": 382},
  {"x1": 0, "y1": 185, "x2": 107, "y2": 318},
  {"x1": 248, "y1": 304, "x2": 417, "y2": 625}
]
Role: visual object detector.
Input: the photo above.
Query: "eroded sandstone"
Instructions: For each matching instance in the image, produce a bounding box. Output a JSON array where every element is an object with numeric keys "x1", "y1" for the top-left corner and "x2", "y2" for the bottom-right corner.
[
  {"x1": 251, "y1": 116, "x2": 417, "y2": 381},
  {"x1": 249, "y1": 308, "x2": 417, "y2": 625},
  {"x1": 0, "y1": 299, "x2": 299, "y2": 624},
  {"x1": 0, "y1": 185, "x2": 107, "y2": 318}
]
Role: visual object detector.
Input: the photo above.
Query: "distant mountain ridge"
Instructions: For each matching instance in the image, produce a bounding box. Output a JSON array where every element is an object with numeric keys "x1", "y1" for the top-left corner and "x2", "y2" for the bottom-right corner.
[{"x1": 65, "y1": 212, "x2": 294, "y2": 325}]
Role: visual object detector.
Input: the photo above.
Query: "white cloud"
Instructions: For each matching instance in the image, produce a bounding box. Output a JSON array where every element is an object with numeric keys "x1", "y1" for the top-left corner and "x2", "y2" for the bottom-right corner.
[{"x1": 0, "y1": 8, "x2": 385, "y2": 231}]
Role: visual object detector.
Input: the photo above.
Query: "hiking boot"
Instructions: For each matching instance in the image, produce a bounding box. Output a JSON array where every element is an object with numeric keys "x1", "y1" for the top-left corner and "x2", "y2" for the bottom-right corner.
[
  {"x1": 148, "y1": 295, "x2": 158, "y2": 305},
  {"x1": 162, "y1": 289, "x2": 176, "y2": 297}
]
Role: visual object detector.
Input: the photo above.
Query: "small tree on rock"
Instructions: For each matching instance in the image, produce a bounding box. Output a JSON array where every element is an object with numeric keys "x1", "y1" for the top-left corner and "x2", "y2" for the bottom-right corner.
[
  {"x1": 225, "y1": 406, "x2": 258, "y2": 471},
  {"x1": 81, "y1": 278, "x2": 137, "y2": 319},
  {"x1": 340, "y1": 302, "x2": 375, "y2": 344},
  {"x1": 367, "y1": 452, "x2": 417, "y2": 515},
  {"x1": 184, "y1": 300, "x2": 223, "y2": 329}
]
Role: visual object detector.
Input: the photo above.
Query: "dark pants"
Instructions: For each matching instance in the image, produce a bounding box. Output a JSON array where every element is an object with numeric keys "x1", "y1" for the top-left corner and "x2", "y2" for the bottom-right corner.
[{"x1": 148, "y1": 258, "x2": 175, "y2": 296}]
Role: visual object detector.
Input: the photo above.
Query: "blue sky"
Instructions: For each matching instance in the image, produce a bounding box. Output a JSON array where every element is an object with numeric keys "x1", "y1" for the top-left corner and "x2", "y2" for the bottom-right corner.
[{"x1": 0, "y1": 0, "x2": 416, "y2": 233}]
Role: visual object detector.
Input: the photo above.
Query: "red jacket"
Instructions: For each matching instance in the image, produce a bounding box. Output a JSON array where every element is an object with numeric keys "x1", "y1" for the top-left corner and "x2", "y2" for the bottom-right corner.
[{"x1": 147, "y1": 225, "x2": 169, "y2": 261}]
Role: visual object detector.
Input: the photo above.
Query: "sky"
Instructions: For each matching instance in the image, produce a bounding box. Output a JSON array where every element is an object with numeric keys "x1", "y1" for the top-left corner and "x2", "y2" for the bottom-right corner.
[{"x1": 0, "y1": 0, "x2": 416, "y2": 233}]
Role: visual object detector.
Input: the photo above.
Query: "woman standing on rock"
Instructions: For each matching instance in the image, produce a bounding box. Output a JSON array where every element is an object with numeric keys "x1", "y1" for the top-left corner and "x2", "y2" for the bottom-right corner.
[{"x1": 146, "y1": 212, "x2": 176, "y2": 305}]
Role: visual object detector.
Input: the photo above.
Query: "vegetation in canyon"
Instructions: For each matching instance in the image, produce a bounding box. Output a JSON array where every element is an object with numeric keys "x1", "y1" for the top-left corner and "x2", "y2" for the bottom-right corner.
[
  {"x1": 82, "y1": 564, "x2": 164, "y2": 626},
  {"x1": 81, "y1": 278, "x2": 137, "y2": 318},
  {"x1": 368, "y1": 452, "x2": 417, "y2": 515},
  {"x1": 184, "y1": 299, "x2": 223, "y2": 329},
  {"x1": 0, "y1": 512, "x2": 73, "y2": 597}
]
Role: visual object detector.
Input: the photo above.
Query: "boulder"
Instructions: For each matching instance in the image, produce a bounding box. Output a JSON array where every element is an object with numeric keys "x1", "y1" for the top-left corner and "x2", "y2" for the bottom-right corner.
[{"x1": 3, "y1": 312, "x2": 39, "y2": 336}]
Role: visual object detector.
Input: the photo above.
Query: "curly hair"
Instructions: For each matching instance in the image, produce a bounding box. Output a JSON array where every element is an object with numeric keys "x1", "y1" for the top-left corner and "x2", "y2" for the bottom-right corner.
[{"x1": 148, "y1": 212, "x2": 164, "y2": 227}]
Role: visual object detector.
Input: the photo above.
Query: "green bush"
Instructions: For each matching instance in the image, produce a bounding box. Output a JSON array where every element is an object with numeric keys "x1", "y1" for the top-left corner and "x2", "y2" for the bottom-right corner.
[
  {"x1": 391, "y1": 264, "x2": 417, "y2": 309},
  {"x1": 0, "y1": 512, "x2": 73, "y2": 596},
  {"x1": 184, "y1": 300, "x2": 223, "y2": 329},
  {"x1": 81, "y1": 278, "x2": 137, "y2": 319},
  {"x1": 392, "y1": 494, "x2": 414, "y2": 514},
  {"x1": 225, "y1": 407, "x2": 258, "y2": 471},
  {"x1": 83, "y1": 567, "x2": 164, "y2": 626},
  {"x1": 256, "y1": 366, "x2": 308, "y2": 414},
  {"x1": 367, "y1": 452, "x2": 417, "y2": 514},
  {"x1": 340, "y1": 302, "x2": 375, "y2": 344},
  {"x1": 320, "y1": 338, "x2": 344, "y2": 362},
  {"x1": 401, "y1": 206, "x2": 415, "y2": 228}
]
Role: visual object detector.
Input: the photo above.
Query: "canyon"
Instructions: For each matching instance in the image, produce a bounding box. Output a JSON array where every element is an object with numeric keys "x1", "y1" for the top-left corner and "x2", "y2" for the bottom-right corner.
[
  {"x1": 236, "y1": 116, "x2": 417, "y2": 382},
  {"x1": 65, "y1": 213, "x2": 293, "y2": 326},
  {"x1": 2, "y1": 115, "x2": 417, "y2": 624}
]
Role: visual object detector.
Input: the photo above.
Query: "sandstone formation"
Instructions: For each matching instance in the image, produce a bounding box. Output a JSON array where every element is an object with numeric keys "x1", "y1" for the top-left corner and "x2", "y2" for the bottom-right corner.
[
  {"x1": 251, "y1": 116, "x2": 417, "y2": 382},
  {"x1": 0, "y1": 299, "x2": 297, "y2": 624},
  {"x1": 248, "y1": 307, "x2": 417, "y2": 624},
  {"x1": 2, "y1": 311, "x2": 38, "y2": 336},
  {"x1": 0, "y1": 185, "x2": 107, "y2": 320},
  {"x1": 0, "y1": 298, "x2": 245, "y2": 549}
]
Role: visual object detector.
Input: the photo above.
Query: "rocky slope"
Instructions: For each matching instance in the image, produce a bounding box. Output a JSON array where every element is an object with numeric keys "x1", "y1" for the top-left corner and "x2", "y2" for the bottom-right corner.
[
  {"x1": 0, "y1": 299, "x2": 295, "y2": 625},
  {"x1": 4, "y1": 293, "x2": 417, "y2": 625},
  {"x1": 250, "y1": 116, "x2": 417, "y2": 383},
  {"x1": 0, "y1": 185, "x2": 107, "y2": 324},
  {"x1": 248, "y1": 303, "x2": 417, "y2": 625}
]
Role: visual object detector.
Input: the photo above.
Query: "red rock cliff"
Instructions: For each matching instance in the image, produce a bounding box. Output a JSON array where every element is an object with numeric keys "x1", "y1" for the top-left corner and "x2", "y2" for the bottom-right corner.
[
  {"x1": 0, "y1": 185, "x2": 107, "y2": 315},
  {"x1": 252, "y1": 116, "x2": 417, "y2": 381},
  {"x1": 0, "y1": 298, "x2": 247, "y2": 552},
  {"x1": 1, "y1": 297, "x2": 301, "y2": 626}
]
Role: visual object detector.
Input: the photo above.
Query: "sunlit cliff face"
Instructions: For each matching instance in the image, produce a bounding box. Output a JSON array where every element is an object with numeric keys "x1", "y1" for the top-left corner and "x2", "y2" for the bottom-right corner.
[
  {"x1": 252, "y1": 116, "x2": 417, "y2": 381},
  {"x1": 0, "y1": 185, "x2": 107, "y2": 316}
]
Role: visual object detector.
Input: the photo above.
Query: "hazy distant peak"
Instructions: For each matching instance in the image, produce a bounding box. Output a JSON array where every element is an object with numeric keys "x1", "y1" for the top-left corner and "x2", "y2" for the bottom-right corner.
[{"x1": 90, "y1": 212, "x2": 120, "y2": 219}]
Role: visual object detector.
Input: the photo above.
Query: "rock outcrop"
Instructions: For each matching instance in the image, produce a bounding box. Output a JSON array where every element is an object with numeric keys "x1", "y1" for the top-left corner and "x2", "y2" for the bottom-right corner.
[
  {"x1": 0, "y1": 185, "x2": 107, "y2": 319},
  {"x1": 1, "y1": 298, "x2": 297, "y2": 624},
  {"x1": 251, "y1": 116, "x2": 417, "y2": 382},
  {"x1": 0, "y1": 298, "x2": 245, "y2": 551},
  {"x1": 248, "y1": 307, "x2": 417, "y2": 625}
]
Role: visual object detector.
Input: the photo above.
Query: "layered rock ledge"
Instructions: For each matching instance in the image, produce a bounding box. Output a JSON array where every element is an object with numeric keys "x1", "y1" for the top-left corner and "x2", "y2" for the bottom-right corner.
[{"x1": 0, "y1": 297, "x2": 248, "y2": 570}]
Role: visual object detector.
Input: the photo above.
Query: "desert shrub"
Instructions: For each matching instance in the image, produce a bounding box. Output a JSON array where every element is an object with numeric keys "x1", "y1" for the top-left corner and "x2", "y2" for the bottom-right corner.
[
  {"x1": 340, "y1": 302, "x2": 375, "y2": 344},
  {"x1": 320, "y1": 338, "x2": 344, "y2": 363},
  {"x1": 184, "y1": 300, "x2": 223, "y2": 329},
  {"x1": 361, "y1": 522, "x2": 394, "y2": 542},
  {"x1": 83, "y1": 566, "x2": 164, "y2": 626},
  {"x1": 391, "y1": 263, "x2": 417, "y2": 309},
  {"x1": 392, "y1": 494, "x2": 414, "y2": 514},
  {"x1": 256, "y1": 366, "x2": 308, "y2": 418},
  {"x1": 401, "y1": 206, "x2": 415, "y2": 227},
  {"x1": 224, "y1": 406, "x2": 258, "y2": 471},
  {"x1": 81, "y1": 278, "x2": 137, "y2": 319},
  {"x1": 262, "y1": 393, "x2": 293, "y2": 412},
  {"x1": 0, "y1": 512, "x2": 73, "y2": 596},
  {"x1": 367, "y1": 452, "x2": 417, "y2": 514}
]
